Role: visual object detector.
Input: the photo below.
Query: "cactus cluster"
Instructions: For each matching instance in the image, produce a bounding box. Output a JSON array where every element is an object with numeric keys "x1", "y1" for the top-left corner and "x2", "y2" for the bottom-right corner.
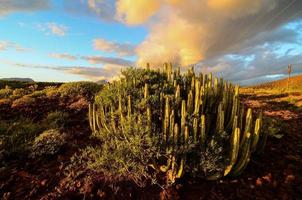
[{"x1": 89, "y1": 64, "x2": 266, "y2": 184}]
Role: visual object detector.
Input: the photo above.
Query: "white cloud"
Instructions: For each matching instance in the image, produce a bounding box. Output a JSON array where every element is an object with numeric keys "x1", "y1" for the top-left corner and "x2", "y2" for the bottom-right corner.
[
  {"x1": 49, "y1": 53, "x2": 77, "y2": 61},
  {"x1": 82, "y1": 55, "x2": 134, "y2": 66},
  {"x1": 93, "y1": 38, "x2": 135, "y2": 56},
  {"x1": 0, "y1": 41, "x2": 30, "y2": 52},
  {"x1": 37, "y1": 22, "x2": 68, "y2": 36}
]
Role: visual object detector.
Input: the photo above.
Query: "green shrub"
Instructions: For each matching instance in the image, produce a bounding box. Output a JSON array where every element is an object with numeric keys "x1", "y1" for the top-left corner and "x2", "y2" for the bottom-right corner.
[
  {"x1": 43, "y1": 111, "x2": 69, "y2": 129},
  {"x1": 28, "y1": 90, "x2": 47, "y2": 98},
  {"x1": 87, "y1": 113, "x2": 158, "y2": 186},
  {"x1": 0, "y1": 88, "x2": 13, "y2": 99},
  {"x1": 11, "y1": 88, "x2": 31, "y2": 99},
  {"x1": 30, "y1": 129, "x2": 66, "y2": 158},
  {"x1": 45, "y1": 86, "x2": 60, "y2": 98},
  {"x1": 58, "y1": 82, "x2": 101, "y2": 99},
  {"x1": 0, "y1": 118, "x2": 44, "y2": 158},
  {"x1": 11, "y1": 96, "x2": 35, "y2": 108},
  {"x1": 262, "y1": 116, "x2": 286, "y2": 139}
]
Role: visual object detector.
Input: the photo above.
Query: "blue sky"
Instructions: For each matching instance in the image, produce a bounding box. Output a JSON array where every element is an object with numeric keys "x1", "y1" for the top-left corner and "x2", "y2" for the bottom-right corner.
[{"x1": 0, "y1": 0, "x2": 302, "y2": 84}]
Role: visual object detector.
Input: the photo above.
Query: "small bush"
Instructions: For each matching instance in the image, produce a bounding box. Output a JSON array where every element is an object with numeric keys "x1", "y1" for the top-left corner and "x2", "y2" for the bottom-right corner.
[
  {"x1": 84, "y1": 114, "x2": 158, "y2": 187},
  {"x1": 0, "y1": 88, "x2": 13, "y2": 99},
  {"x1": 262, "y1": 116, "x2": 286, "y2": 139},
  {"x1": 28, "y1": 90, "x2": 47, "y2": 98},
  {"x1": 45, "y1": 86, "x2": 60, "y2": 98},
  {"x1": 58, "y1": 82, "x2": 101, "y2": 99},
  {"x1": 11, "y1": 88, "x2": 31, "y2": 99},
  {"x1": 11, "y1": 96, "x2": 35, "y2": 108},
  {"x1": 0, "y1": 98, "x2": 12, "y2": 106},
  {"x1": 43, "y1": 111, "x2": 69, "y2": 129},
  {"x1": 0, "y1": 118, "x2": 44, "y2": 158},
  {"x1": 30, "y1": 129, "x2": 66, "y2": 158}
]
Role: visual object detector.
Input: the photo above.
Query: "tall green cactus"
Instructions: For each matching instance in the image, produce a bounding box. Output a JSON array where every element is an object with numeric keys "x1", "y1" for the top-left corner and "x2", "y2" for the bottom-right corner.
[{"x1": 89, "y1": 64, "x2": 266, "y2": 184}]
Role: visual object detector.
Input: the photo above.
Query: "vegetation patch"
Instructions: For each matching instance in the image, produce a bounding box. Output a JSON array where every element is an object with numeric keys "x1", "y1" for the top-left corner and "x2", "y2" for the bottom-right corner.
[
  {"x1": 30, "y1": 129, "x2": 67, "y2": 158},
  {"x1": 86, "y1": 66, "x2": 267, "y2": 185}
]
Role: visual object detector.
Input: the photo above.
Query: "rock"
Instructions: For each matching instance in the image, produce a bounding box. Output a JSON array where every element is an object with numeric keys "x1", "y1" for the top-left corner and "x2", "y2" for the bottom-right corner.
[
  {"x1": 262, "y1": 173, "x2": 272, "y2": 183},
  {"x1": 40, "y1": 179, "x2": 47, "y2": 186},
  {"x1": 285, "y1": 175, "x2": 295, "y2": 184},
  {"x1": 256, "y1": 178, "x2": 263, "y2": 186}
]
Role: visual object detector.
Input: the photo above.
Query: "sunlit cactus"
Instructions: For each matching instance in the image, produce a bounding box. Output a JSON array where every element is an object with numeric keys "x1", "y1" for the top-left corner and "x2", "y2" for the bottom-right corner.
[{"x1": 88, "y1": 63, "x2": 265, "y2": 184}]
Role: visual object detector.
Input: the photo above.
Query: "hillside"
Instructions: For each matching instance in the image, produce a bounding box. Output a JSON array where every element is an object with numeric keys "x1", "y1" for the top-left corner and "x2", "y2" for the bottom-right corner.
[
  {"x1": 251, "y1": 74, "x2": 302, "y2": 89},
  {"x1": 0, "y1": 78, "x2": 35, "y2": 82}
]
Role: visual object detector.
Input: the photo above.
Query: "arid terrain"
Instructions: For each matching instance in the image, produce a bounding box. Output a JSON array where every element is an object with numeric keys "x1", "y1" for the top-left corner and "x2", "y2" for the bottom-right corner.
[{"x1": 0, "y1": 75, "x2": 302, "y2": 200}]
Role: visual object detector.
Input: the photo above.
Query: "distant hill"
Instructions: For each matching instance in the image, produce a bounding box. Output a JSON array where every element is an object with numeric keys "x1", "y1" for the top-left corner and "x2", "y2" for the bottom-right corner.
[
  {"x1": 0, "y1": 78, "x2": 35, "y2": 82},
  {"x1": 251, "y1": 74, "x2": 302, "y2": 89}
]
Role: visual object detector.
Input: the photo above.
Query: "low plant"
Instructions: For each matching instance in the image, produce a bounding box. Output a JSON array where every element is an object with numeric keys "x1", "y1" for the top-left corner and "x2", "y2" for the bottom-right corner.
[
  {"x1": 11, "y1": 88, "x2": 31, "y2": 99},
  {"x1": 45, "y1": 86, "x2": 60, "y2": 98},
  {"x1": 87, "y1": 113, "x2": 158, "y2": 186},
  {"x1": 0, "y1": 118, "x2": 44, "y2": 158},
  {"x1": 0, "y1": 98, "x2": 12, "y2": 106},
  {"x1": 28, "y1": 90, "x2": 47, "y2": 98},
  {"x1": 30, "y1": 129, "x2": 66, "y2": 158},
  {"x1": 262, "y1": 116, "x2": 286, "y2": 140},
  {"x1": 58, "y1": 82, "x2": 101, "y2": 99},
  {"x1": 11, "y1": 96, "x2": 35, "y2": 108},
  {"x1": 43, "y1": 111, "x2": 69, "y2": 129},
  {"x1": 0, "y1": 88, "x2": 13, "y2": 99}
]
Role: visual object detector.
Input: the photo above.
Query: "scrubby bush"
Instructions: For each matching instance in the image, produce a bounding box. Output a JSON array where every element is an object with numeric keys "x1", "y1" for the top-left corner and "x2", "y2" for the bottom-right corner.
[
  {"x1": 28, "y1": 90, "x2": 47, "y2": 98},
  {"x1": 58, "y1": 82, "x2": 101, "y2": 99},
  {"x1": 0, "y1": 118, "x2": 44, "y2": 158},
  {"x1": 0, "y1": 98, "x2": 12, "y2": 106},
  {"x1": 30, "y1": 129, "x2": 66, "y2": 158},
  {"x1": 44, "y1": 86, "x2": 59, "y2": 98},
  {"x1": 0, "y1": 88, "x2": 13, "y2": 99},
  {"x1": 11, "y1": 88, "x2": 31, "y2": 99},
  {"x1": 43, "y1": 111, "x2": 69, "y2": 129},
  {"x1": 87, "y1": 113, "x2": 157, "y2": 186},
  {"x1": 68, "y1": 97, "x2": 89, "y2": 110},
  {"x1": 11, "y1": 96, "x2": 35, "y2": 108}
]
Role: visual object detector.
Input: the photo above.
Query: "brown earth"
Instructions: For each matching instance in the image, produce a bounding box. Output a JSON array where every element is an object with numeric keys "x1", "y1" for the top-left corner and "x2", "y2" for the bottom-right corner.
[
  {"x1": 251, "y1": 74, "x2": 302, "y2": 90},
  {"x1": 1, "y1": 92, "x2": 302, "y2": 200}
]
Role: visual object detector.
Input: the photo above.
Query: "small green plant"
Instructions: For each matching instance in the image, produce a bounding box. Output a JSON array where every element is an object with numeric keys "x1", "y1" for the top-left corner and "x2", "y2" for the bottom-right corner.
[
  {"x1": 58, "y1": 82, "x2": 101, "y2": 99},
  {"x1": 44, "y1": 86, "x2": 60, "y2": 98},
  {"x1": 11, "y1": 96, "x2": 35, "y2": 108},
  {"x1": 43, "y1": 111, "x2": 69, "y2": 129},
  {"x1": 0, "y1": 118, "x2": 44, "y2": 158},
  {"x1": 262, "y1": 116, "x2": 286, "y2": 140},
  {"x1": 87, "y1": 113, "x2": 158, "y2": 187},
  {"x1": 11, "y1": 88, "x2": 31, "y2": 99},
  {"x1": 28, "y1": 90, "x2": 47, "y2": 98},
  {"x1": 30, "y1": 129, "x2": 66, "y2": 158},
  {"x1": 0, "y1": 88, "x2": 13, "y2": 99}
]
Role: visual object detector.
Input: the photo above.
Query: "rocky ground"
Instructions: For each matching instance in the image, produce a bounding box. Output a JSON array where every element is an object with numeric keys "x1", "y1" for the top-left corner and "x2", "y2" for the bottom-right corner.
[{"x1": 1, "y1": 91, "x2": 301, "y2": 200}]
